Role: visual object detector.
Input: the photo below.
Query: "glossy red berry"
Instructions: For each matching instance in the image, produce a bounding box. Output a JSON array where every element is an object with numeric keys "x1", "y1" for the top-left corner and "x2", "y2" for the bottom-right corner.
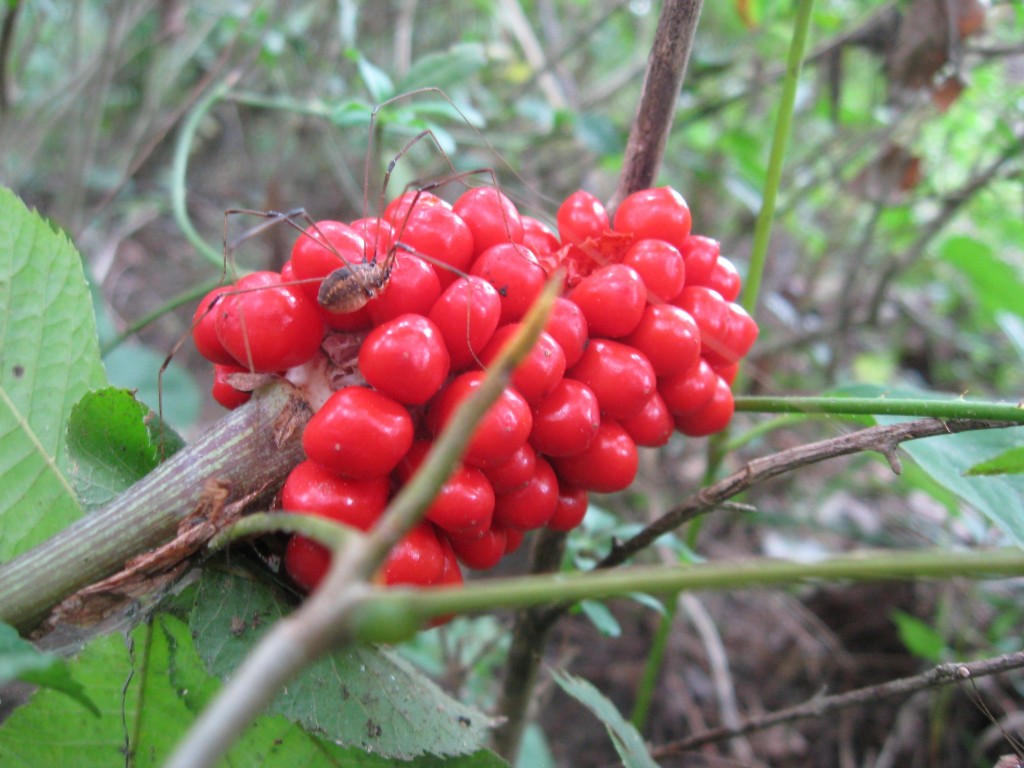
[
  {"x1": 428, "y1": 276, "x2": 502, "y2": 371},
  {"x1": 480, "y1": 325, "x2": 566, "y2": 404},
  {"x1": 673, "y1": 375, "x2": 735, "y2": 437},
  {"x1": 427, "y1": 371, "x2": 533, "y2": 468},
  {"x1": 622, "y1": 303, "x2": 702, "y2": 378},
  {"x1": 551, "y1": 420, "x2": 638, "y2": 494},
  {"x1": 658, "y1": 357, "x2": 718, "y2": 415},
  {"x1": 569, "y1": 264, "x2": 647, "y2": 338},
  {"x1": 557, "y1": 189, "x2": 609, "y2": 246},
  {"x1": 567, "y1": 339, "x2": 656, "y2": 421},
  {"x1": 365, "y1": 252, "x2": 441, "y2": 325},
  {"x1": 383, "y1": 190, "x2": 447, "y2": 223},
  {"x1": 359, "y1": 313, "x2": 450, "y2": 405},
  {"x1": 492, "y1": 457, "x2": 559, "y2": 530},
  {"x1": 214, "y1": 271, "x2": 324, "y2": 372},
  {"x1": 482, "y1": 442, "x2": 537, "y2": 494},
  {"x1": 678, "y1": 235, "x2": 719, "y2": 287},
  {"x1": 348, "y1": 217, "x2": 394, "y2": 260},
  {"x1": 613, "y1": 187, "x2": 692, "y2": 251},
  {"x1": 397, "y1": 442, "x2": 495, "y2": 538},
  {"x1": 281, "y1": 460, "x2": 389, "y2": 531},
  {"x1": 193, "y1": 286, "x2": 237, "y2": 365},
  {"x1": 622, "y1": 239, "x2": 686, "y2": 303},
  {"x1": 546, "y1": 482, "x2": 589, "y2": 532},
  {"x1": 449, "y1": 526, "x2": 507, "y2": 570},
  {"x1": 620, "y1": 392, "x2": 674, "y2": 447},
  {"x1": 529, "y1": 378, "x2": 601, "y2": 458},
  {"x1": 211, "y1": 363, "x2": 252, "y2": 409},
  {"x1": 390, "y1": 202, "x2": 474, "y2": 288},
  {"x1": 381, "y1": 522, "x2": 447, "y2": 587},
  {"x1": 290, "y1": 220, "x2": 368, "y2": 302},
  {"x1": 470, "y1": 243, "x2": 547, "y2": 325},
  {"x1": 453, "y1": 187, "x2": 524, "y2": 255},
  {"x1": 704, "y1": 256, "x2": 742, "y2": 302},
  {"x1": 521, "y1": 216, "x2": 561, "y2": 256},
  {"x1": 284, "y1": 534, "x2": 330, "y2": 591},
  {"x1": 303, "y1": 387, "x2": 414, "y2": 479},
  {"x1": 544, "y1": 297, "x2": 589, "y2": 369}
]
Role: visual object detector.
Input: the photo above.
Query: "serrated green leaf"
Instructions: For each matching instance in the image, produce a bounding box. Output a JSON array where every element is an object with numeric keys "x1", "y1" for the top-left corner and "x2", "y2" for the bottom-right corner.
[
  {"x1": 966, "y1": 446, "x2": 1024, "y2": 476},
  {"x1": 891, "y1": 610, "x2": 946, "y2": 662},
  {"x1": 0, "y1": 186, "x2": 107, "y2": 561},
  {"x1": 65, "y1": 388, "x2": 184, "y2": 512},
  {"x1": 398, "y1": 43, "x2": 487, "y2": 93},
  {"x1": 0, "y1": 620, "x2": 97, "y2": 714},
  {"x1": 551, "y1": 669, "x2": 659, "y2": 768},
  {"x1": 189, "y1": 567, "x2": 496, "y2": 759}
]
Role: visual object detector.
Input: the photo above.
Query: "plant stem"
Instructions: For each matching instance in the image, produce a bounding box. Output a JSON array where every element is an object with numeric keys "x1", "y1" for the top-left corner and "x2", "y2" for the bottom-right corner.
[
  {"x1": 739, "y1": 0, "x2": 815, "y2": 316},
  {"x1": 0, "y1": 384, "x2": 310, "y2": 633},
  {"x1": 367, "y1": 547, "x2": 1024, "y2": 621},
  {"x1": 631, "y1": 595, "x2": 677, "y2": 731},
  {"x1": 734, "y1": 396, "x2": 1024, "y2": 423}
]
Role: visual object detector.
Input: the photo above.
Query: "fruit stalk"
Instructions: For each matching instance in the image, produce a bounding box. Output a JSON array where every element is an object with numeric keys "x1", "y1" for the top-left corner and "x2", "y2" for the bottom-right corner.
[{"x1": 0, "y1": 384, "x2": 311, "y2": 633}]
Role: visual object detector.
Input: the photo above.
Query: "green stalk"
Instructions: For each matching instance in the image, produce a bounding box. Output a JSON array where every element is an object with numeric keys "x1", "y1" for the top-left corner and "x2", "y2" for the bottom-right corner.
[
  {"x1": 373, "y1": 547, "x2": 1024, "y2": 627},
  {"x1": 630, "y1": 595, "x2": 677, "y2": 731},
  {"x1": 734, "y1": 396, "x2": 1024, "y2": 423},
  {"x1": 739, "y1": 0, "x2": 816, "y2": 316}
]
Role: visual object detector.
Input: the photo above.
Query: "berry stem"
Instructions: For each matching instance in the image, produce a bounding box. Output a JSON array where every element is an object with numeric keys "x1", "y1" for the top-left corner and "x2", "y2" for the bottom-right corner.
[
  {"x1": 733, "y1": 395, "x2": 1024, "y2": 423},
  {"x1": 0, "y1": 383, "x2": 311, "y2": 633}
]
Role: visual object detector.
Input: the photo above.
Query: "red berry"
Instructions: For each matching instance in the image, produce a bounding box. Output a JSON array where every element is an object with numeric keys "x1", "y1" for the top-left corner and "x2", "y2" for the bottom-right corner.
[
  {"x1": 383, "y1": 190, "x2": 447, "y2": 223},
  {"x1": 622, "y1": 239, "x2": 686, "y2": 302},
  {"x1": 620, "y1": 392, "x2": 674, "y2": 447},
  {"x1": 284, "y1": 534, "x2": 330, "y2": 591},
  {"x1": 303, "y1": 387, "x2": 414, "y2": 479},
  {"x1": 359, "y1": 314, "x2": 450, "y2": 405},
  {"x1": 703, "y1": 256, "x2": 742, "y2": 302},
  {"x1": 678, "y1": 235, "x2": 719, "y2": 286},
  {"x1": 348, "y1": 217, "x2": 394, "y2": 260},
  {"x1": 503, "y1": 526, "x2": 525, "y2": 554},
  {"x1": 214, "y1": 271, "x2": 324, "y2": 372},
  {"x1": 546, "y1": 482, "x2": 589, "y2": 532},
  {"x1": 673, "y1": 376, "x2": 735, "y2": 437},
  {"x1": 544, "y1": 297, "x2": 589, "y2": 369},
  {"x1": 397, "y1": 442, "x2": 495, "y2": 538},
  {"x1": 622, "y1": 304, "x2": 701, "y2": 377},
  {"x1": 290, "y1": 220, "x2": 368, "y2": 302},
  {"x1": 569, "y1": 264, "x2": 647, "y2": 338},
  {"x1": 557, "y1": 189, "x2": 609, "y2": 246},
  {"x1": 567, "y1": 339, "x2": 656, "y2": 420},
  {"x1": 715, "y1": 361, "x2": 741, "y2": 385},
  {"x1": 428, "y1": 276, "x2": 502, "y2": 371},
  {"x1": 453, "y1": 187, "x2": 524, "y2": 256},
  {"x1": 193, "y1": 286, "x2": 237, "y2": 365},
  {"x1": 390, "y1": 203, "x2": 474, "y2": 288},
  {"x1": 470, "y1": 243, "x2": 546, "y2": 325},
  {"x1": 658, "y1": 357, "x2": 718, "y2": 415},
  {"x1": 365, "y1": 252, "x2": 441, "y2": 325},
  {"x1": 281, "y1": 460, "x2": 389, "y2": 531},
  {"x1": 427, "y1": 372, "x2": 533, "y2": 468},
  {"x1": 449, "y1": 526, "x2": 507, "y2": 570},
  {"x1": 492, "y1": 456, "x2": 558, "y2": 530},
  {"x1": 721, "y1": 302, "x2": 760, "y2": 364},
  {"x1": 480, "y1": 325, "x2": 566, "y2": 404},
  {"x1": 673, "y1": 285, "x2": 731, "y2": 366},
  {"x1": 613, "y1": 187, "x2": 692, "y2": 251},
  {"x1": 381, "y1": 522, "x2": 447, "y2": 587},
  {"x1": 482, "y1": 442, "x2": 537, "y2": 494},
  {"x1": 521, "y1": 216, "x2": 561, "y2": 256},
  {"x1": 551, "y1": 420, "x2": 638, "y2": 493},
  {"x1": 529, "y1": 378, "x2": 601, "y2": 457},
  {"x1": 211, "y1": 363, "x2": 252, "y2": 409}
]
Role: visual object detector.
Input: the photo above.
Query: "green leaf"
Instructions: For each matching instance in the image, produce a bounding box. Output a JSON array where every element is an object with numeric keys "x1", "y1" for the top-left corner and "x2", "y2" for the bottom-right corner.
[
  {"x1": 102, "y1": 343, "x2": 200, "y2": 437},
  {"x1": 892, "y1": 610, "x2": 946, "y2": 662},
  {"x1": 0, "y1": 621, "x2": 97, "y2": 714},
  {"x1": 579, "y1": 599, "x2": 621, "y2": 637},
  {"x1": 189, "y1": 567, "x2": 497, "y2": 759},
  {"x1": 0, "y1": 186, "x2": 107, "y2": 561},
  {"x1": 398, "y1": 43, "x2": 487, "y2": 93},
  {"x1": 65, "y1": 388, "x2": 184, "y2": 512},
  {"x1": 352, "y1": 52, "x2": 395, "y2": 103},
  {"x1": 940, "y1": 235, "x2": 1024, "y2": 322},
  {"x1": 551, "y1": 669, "x2": 659, "y2": 768},
  {"x1": 966, "y1": 446, "x2": 1024, "y2": 476}
]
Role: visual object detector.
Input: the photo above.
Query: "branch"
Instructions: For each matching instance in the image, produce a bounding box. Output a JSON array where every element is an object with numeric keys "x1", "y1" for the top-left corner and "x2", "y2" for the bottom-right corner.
[
  {"x1": 652, "y1": 651, "x2": 1024, "y2": 756},
  {"x1": 609, "y1": 0, "x2": 703, "y2": 208}
]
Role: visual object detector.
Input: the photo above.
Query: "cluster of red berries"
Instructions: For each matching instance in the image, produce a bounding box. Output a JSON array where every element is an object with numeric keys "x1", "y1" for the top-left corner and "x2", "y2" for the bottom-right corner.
[{"x1": 191, "y1": 184, "x2": 758, "y2": 594}]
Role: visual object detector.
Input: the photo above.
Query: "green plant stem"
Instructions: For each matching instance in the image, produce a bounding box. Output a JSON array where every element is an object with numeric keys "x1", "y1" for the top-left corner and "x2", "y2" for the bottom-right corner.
[
  {"x1": 631, "y1": 595, "x2": 677, "y2": 731},
  {"x1": 739, "y1": 0, "x2": 815, "y2": 316},
  {"x1": 171, "y1": 74, "x2": 240, "y2": 269},
  {"x1": 734, "y1": 396, "x2": 1024, "y2": 423},
  {"x1": 208, "y1": 512, "x2": 363, "y2": 553},
  {"x1": 373, "y1": 547, "x2": 1024, "y2": 624},
  {"x1": 0, "y1": 383, "x2": 310, "y2": 633}
]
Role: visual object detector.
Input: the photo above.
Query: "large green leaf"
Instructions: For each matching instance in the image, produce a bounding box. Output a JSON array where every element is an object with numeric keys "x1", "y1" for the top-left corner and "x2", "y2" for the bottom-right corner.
[
  {"x1": 65, "y1": 387, "x2": 184, "y2": 512},
  {"x1": 940, "y1": 235, "x2": 1024, "y2": 322},
  {"x1": 0, "y1": 614, "x2": 505, "y2": 767},
  {"x1": 0, "y1": 620, "x2": 96, "y2": 714},
  {"x1": 189, "y1": 567, "x2": 497, "y2": 759},
  {"x1": 0, "y1": 187, "x2": 107, "y2": 561}
]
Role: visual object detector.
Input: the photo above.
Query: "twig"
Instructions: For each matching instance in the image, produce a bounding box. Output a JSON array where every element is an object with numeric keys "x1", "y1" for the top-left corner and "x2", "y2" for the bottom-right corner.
[
  {"x1": 609, "y1": 0, "x2": 704, "y2": 209},
  {"x1": 651, "y1": 651, "x2": 1024, "y2": 755}
]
